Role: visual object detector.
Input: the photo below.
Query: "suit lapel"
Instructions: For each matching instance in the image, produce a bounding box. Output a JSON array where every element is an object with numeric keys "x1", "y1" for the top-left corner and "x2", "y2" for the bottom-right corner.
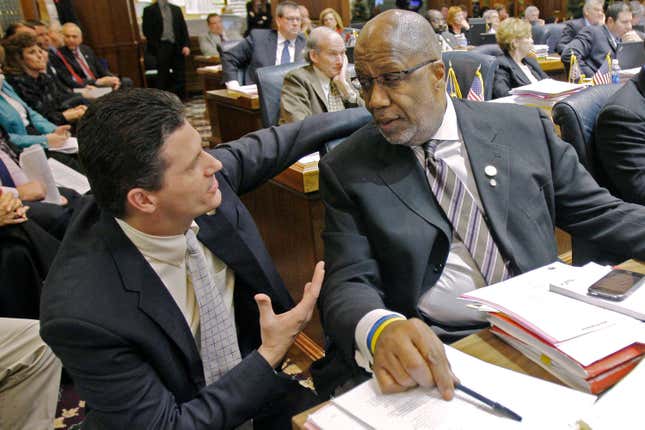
[
  {"x1": 603, "y1": 25, "x2": 618, "y2": 54},
  {"x1": 376, "y1": 139, "x2": 452, "y2": 240},
  {"x1": 304, "y1": 66, "x2": 330, "y2": 111},
  {"x1": 507, "y1": 55, "x2": 531, "y2": 86},
  {"x1": 295, "y1": 35, "x2": 305, "y2": 61},
  {"x1": 97, "y1": 214, "x2": 205, "y2": 386},
  {"x1": 268, "y1": 31, "x2": 278, "y2": 65},
  {"x1": 453, "y1": 100, "x2": 514, "y2": 263}
]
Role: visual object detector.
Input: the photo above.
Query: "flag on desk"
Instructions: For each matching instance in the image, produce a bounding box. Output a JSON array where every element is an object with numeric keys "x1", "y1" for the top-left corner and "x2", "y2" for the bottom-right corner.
[
  {"x1": 446, "y1": 60, "x2": 462, "y2": 99},
  {"x1": 568, "y1": 50, "x2": 582, "y2": 83},
  {"x1": 466, "y1": 65, "x2": 484, "y2": 101},
  {"x1": 592, "y1": 53, "x2": 612, "y2": 85}
]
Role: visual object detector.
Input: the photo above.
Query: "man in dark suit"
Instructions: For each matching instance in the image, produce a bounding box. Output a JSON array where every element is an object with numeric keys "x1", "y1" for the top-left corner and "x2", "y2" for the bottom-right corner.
[
  {"x1": 40, "y1": 88, "x2": 370, "y2": 429},
  {"x1": 279, "y1": 27, "x2": 363, "y2": 124},
  {"x1": 222, "y1": 1, "x2": 305, "y2": 86},
  {"x1": 426, "y1": 9, "x2": 459, "y2": 51},
  {"x1": 142, "y1": 0, "x2": 191, "y2": 98},
  {"x1": 313, "y1": 10, "x2": 645, "y2": 399},
  {"x1": 594, "y1": 65, "x2": 645, "y2": 204},
  {"x1": 58, "y1": 23, "x2": 123, "y2": 90},
  {"x1": 562, "y1": 3, "x2": 642, "y2": 77},
  {"x1": 556, "y1": 0, "x2": 605, "y2": 54}
]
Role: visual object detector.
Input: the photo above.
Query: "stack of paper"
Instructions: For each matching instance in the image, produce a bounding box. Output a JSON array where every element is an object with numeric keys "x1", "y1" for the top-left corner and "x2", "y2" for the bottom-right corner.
[
  {"x1": 47, "y1": 158, "x2": 91, "y2": 195},
  {"x1": 19, "y1": 145, "x2": 62, "y2": 204},
  {"x1": 226, "y1": 84, "x2": 258, "y2": 97},
  {"x1": 532, "y1": 44, "x2": 549, "y2": 58},
  {"x1": 306, "y1": 346, "x2": 597, "y2": 429},
  {"x1": 509, "y1": 78, "x2": 587, "y2": 99},
  {"x1": 460, "y1": 262, "x2": 645, "y2": 394}
]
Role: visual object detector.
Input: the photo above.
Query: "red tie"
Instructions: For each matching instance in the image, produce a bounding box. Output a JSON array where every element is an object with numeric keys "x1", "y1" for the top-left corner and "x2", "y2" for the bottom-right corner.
[{"x1": 74, "y1": 49, "x2": 95, "y2": 80}]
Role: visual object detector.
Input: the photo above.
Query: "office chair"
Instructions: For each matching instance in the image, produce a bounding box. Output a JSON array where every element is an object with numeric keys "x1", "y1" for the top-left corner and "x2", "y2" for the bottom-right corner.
[
  {"x1": 552, "y1": 84, "x2": 623, "y2": 265},
  {"x1": 531, "y1": 24, "x2": 549, "y2": 45},
  {"x1": 442, "y1": 51, "x2": 498, "y2": 100},
  {"x1": 544, "y1": 23, "x2": 565, "y2": 54},
  {"x1": 617, "y1": 41, "x2": 645, "y2": 69},
  {"x1": 472, "y1": 44, "x2": 503, "y2": 57}
]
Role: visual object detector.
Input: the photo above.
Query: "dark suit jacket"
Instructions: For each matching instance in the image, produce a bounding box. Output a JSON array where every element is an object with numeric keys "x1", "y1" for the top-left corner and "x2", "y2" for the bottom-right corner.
[
  {"x1": 40, "y1": 109, "x2": 371, "y2": 429},
  {"x1": 313, "y1": 100, "x2": 645, "y2": 395},
  {"x1": 556, "y1": 17, "x2": 586, "y2": 54},
  {"x1": 222, "y1": 29, "x2": 305, "y2": 85},
  {"x1": 594, "y1": 67, "x2": 645, "y2": 204},
  {"x1": 59, "y1": 45, "x2": 112, "y2": 87},
  {"x1": 561, "y1": 25, "x2": 619, "y2": 77},
  {"x1": 492, "y1": 54, "x2": 549, "y2": 98},
  {"x1": 279, "y1": 65, "x2": 364, "y2": 124},
  {"x1": 142, "y1": 2, "x2": 191, "y2": 54}
]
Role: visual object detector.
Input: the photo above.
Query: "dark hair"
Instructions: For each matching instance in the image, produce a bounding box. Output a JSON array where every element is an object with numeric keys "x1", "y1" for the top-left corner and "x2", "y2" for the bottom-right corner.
[
  {"x1": 3, "y1": 22, "x2": 34, "y2": 39},
  {"x1": 1, "y1": 33, "x2": 38, "y2": 74},
  {"x1": 77, "y1": 88, "x2": 186, "y2": 218},
  {"x1": 276, "y1": 1, "x2": 299, "y2": 17},
  {"x1": 606, "y1": 2, "x2": 630, "y2": 21},
  {"x1": 206, "y1": 13, "x2": 220, "y2": 23}
]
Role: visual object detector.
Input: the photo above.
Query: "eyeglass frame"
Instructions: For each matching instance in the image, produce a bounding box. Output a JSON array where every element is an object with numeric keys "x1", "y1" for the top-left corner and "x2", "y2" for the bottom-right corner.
[{"x1": 353, "y1": 58, "x2": 441, "y2": 93}]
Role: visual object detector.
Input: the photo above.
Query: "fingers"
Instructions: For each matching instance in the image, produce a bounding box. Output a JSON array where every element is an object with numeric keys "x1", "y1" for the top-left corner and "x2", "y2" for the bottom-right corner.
[
  {"x1": 411, "y1": 319, "x2": 456, "y2": 400},
  {"x1": 254, "y1": 293, "x2": 275, "y2": 320},
  {"x1": 374, "y1": 365, "x2": 408, "y2": 394},
  {"x1": 289, "y1": 261, "x2": 325, "y2": 322}
]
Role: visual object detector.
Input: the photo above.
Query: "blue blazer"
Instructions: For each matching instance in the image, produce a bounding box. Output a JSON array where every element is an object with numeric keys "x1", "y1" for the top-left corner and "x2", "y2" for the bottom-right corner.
[{"x1": 0, "y1": 81, "x2": 56, "y2": 149}]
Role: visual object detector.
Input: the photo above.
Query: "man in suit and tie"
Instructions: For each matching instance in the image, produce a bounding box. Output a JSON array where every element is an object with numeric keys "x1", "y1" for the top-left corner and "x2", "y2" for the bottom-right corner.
[
  {"x1": 312, "y1": 10, "x2": 645, "y2": 399},
  {"x1": 40, "y1": 88, "x2": 370, "y2": 429},
  {"x1": 562, "y1": 3, "x2": 642, "y2": 78},
  {"x1": 142, "y1": 0, "x2": 191, "y2": 98},
  {"x1": 222, "y1": 1, "x2": 305, "y2": 86},
  {"x1": 594, "y1": 64, "x2": 645, "y2": 205},
  {"x1": 199, "y1": 13, "x2": 226, "y2": 58},
  {"x1": 426, "y1": 9, "x2": 458, "y2": 51},
  {"x1": 556, "y1": 0, "x2": 605, "y2": 54},
  {"x1": 279, "y1": 27, "x2": 363, "y2": 124}
]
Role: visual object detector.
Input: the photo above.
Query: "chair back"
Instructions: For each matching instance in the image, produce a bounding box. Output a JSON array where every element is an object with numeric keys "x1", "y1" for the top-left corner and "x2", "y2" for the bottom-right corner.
[
  {"x1": 467, "y1": 23, "x2": 488, "y2": 45},
  {"x1": 221, "y1": 14, "x2": 245, "y2": 40},
  {"x1": 255, "y1": 61, "x2": 306, "y2": 127},
  {"x1": 544, "y1": 23, "x2": 564, "y2": 53},
  {"x1": 471, "y1": 44, "x2": 503, "y2": 56},
  {"x1": 441, "y1": 51, "x2": 498, "y2": 100},
  {"x1": 531, "y1": 24, "x2": 548, "y2": 45},
  {"x1": 617, "y1": 41, "x2": 645, "y2": 69},
  {"x1": 552, "y1": 84, "x2": 621, "y2": 176}
]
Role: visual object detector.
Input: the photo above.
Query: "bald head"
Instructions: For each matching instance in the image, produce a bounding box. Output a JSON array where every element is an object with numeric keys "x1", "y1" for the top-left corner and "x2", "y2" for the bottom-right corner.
[
  {"x1": 356, "y1": 10, "x2": 441, "y2": 63},
  {"x1": 427, "y1": 9, "x2": 448, "y2": 33},
  {"x1": 61, "y1": 22, "x2": 83, "y2": 50}
]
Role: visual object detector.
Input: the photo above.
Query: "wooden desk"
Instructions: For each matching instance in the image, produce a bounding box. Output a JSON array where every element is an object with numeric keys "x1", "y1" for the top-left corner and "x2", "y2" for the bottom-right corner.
[
  {"x1": 205, "y1": 89, "x2": 262, "y2": 144},
  {"x1": 538, "y1": 55, "x2": 565, "y2": 73}
]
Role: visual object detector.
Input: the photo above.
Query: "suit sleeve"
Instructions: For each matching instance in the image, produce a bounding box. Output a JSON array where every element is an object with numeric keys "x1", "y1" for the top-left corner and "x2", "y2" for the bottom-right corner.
[
  {"x1": 40, "y1": 319, "x2": 294, "y2": 430},
  {"x1": 222, "y1": 36, "x2": 255, "y2": 83},
  {"x1": 539, "y1": 110, "x2": 645, "y2": 258},
  {"x1": 492, "y1": 60, "x2": 513, "y2": 99},
  {"x1": 560, "y1": 29, "x2": 595, "y2": 77},
  {"x1": 595, "y1": 104, "x2": 645, "y2": 204},
  {"x1": 87, "y1": 47, "x2": 111, "y2": 78},
  {"x1": 278, "y1": 72, "x2": 313, "y2": 124},
  {"x1": 177, "y1": 8, "x2": 191, "y2": 49},
  {"x1": 142, "y1": 7, "x2": 154, "y2": 42},
  {"x1": 316, "y1": 155, "x2": 390, "y2": 365},
  {"x1": 556, "y1": 21, "x2": 577, "y2": 54},
  {"x1": 212, "y1": 108, "x2": 371, "y2": 195}
]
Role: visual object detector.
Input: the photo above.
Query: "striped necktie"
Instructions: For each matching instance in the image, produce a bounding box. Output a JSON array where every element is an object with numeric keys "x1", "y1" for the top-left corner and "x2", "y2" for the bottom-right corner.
[
  {"x1": 423, "y1": 140, "x2": 509, "y2": 285},
  {"x1": 185, "y1": 229, "x2": 241, "y2": 384},
  {"x1": 74, "y1": 49, "x2": 95, "y2": 80},
  {"x1": 280, "y1": 40, "x2": 291, "y2": 65}
]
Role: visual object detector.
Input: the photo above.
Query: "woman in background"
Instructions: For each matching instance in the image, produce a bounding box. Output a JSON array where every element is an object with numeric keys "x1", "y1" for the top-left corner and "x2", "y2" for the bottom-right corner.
[
  {"x1": 245, "y1": 0, "x2": 272, "y2": 36},
  {"x1": 446, "y1": 6, "x2": 469, "y2": 47}
]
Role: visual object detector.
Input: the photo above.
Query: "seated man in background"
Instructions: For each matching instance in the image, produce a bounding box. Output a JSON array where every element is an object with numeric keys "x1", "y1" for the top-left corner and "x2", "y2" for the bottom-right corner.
[
  {"x1": 594, "y1": 64, "x2": 645, "y2": 205},
  {"x1": 524, "y1": 5, "x2": 545, "y2": 26},
  {"x1": 562, "y1": 3, "x2": 641, "y2": 78},
  {"x1": 222, "y1": 1, "x2": 305, "y2": 86},
  {"x1": 56, "y1": 23, "x2": 123, "y2": 90},
  {"x1": 556, "y1": 0, "x2": 605, "y2": 54},
  {"x1": 40, "y1": 88, "x2": 370, "y2": 429},
  {"x1": 0, "y1": 318, "x2": 62, "y2": 429},
  {"x1": 199, "y1": 13, "x2": 226, "y2": 58},
  {"x1": 279, "y1": 27, "x2": 363, "y2": 124},
  {"x1": 313, "y1": 10, "x2": 645, "y2": 399},
  {"x1": 426, "y1": 9, "x2": 458, "y2": 51}
]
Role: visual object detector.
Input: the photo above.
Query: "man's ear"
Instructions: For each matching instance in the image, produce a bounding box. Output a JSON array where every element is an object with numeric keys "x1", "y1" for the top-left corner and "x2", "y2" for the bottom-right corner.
[
  {"x1": 432, "y1": 61, "x2": 446, "y2": 89},
  {"x1": 126, "y1": 188, "x2": 158, "y2": 215}
]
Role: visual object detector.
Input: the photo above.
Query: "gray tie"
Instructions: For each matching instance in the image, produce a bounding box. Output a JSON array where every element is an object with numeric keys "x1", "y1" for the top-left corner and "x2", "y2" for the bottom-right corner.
[{"x1": 185, "y1": 229, "x2": 241, "y2": 384}]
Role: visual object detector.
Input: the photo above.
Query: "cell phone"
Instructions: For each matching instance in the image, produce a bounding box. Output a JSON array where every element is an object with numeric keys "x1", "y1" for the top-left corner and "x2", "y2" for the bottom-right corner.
[{"x1": 587, "y1": 269, "x2": 645, "y2": 301}]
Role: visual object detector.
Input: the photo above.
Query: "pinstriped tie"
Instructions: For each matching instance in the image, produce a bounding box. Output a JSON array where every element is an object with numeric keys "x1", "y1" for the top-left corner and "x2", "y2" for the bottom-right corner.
[
  {"x1": 185, "y1": 229, "x2": 241, "y2": 384},
  {"x1": 423, "y1": 140, "x2": 509, "y2": 285}
]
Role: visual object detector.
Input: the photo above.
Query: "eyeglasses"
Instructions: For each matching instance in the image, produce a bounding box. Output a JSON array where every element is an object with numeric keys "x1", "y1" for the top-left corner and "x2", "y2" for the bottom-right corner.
[
  {"x1": 354, "y1": 58, "x2": 439, "y2": 92},
  {"x1": 282, "y1": 16, "x2": 302, "y2": 22}
]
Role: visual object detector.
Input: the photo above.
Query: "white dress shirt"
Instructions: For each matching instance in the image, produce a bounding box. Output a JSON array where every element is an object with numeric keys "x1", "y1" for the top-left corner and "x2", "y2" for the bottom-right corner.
[
  {"x1": 275, "y1": 33, "x2": 296, "y2": 65},
  {"x1": 354, "y1": 96, "x2": 488, "y2": 371},
  {"x1": 0, "y1": 150, "x2": 28, "y2": 197},
  {"x1": 116, "y1": 219, "x2": 236, "y2": 346},
  {"x1": 516, "y1": 61, "x2": 540, "y2": 84}
]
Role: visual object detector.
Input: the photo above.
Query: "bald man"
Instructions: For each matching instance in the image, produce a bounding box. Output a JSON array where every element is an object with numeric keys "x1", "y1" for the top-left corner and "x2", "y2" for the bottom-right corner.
[
  {"x1": 314, "y1": 9, "x2": 645, "y2": 398},
  {"x1": 279, "y1": 27, "x2": 363, "y2": 124}
]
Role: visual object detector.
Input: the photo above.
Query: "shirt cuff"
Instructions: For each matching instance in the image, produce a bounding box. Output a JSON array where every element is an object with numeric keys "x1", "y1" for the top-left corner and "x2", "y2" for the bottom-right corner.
[
  {"x1": 354, "y1": 309, "x2": 406, "y2": 373},
  {"x1": 1, "y1": 186, "x2": 19, "y2": 198}
]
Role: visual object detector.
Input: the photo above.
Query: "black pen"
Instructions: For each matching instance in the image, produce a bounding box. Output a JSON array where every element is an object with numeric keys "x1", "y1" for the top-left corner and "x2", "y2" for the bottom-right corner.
[{"x1": 455, "y1": 382, "x2": 523, "y2": 422}]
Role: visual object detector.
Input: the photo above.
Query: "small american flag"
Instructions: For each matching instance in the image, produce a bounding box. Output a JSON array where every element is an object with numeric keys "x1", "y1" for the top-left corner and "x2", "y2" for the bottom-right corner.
[
  {"x1": 466, "y1": 66, "x2": 484, "y2": 101},
  {"x1": 592, "y1": 53, "x2": 612, "y2": 85}
]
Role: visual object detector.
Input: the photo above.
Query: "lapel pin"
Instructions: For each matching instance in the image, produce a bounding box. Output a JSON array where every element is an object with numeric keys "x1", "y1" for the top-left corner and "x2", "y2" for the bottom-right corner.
[
  {"x1": 485, "y1": 165, "x2": 497, "y2": 177},
  {"x1": 490, "y1": 179, "x2": 497, "y2": 187}
]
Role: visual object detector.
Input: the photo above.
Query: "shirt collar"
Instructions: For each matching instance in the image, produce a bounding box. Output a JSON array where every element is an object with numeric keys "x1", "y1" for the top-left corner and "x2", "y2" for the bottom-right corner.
[
  {"x1": 430, "y1": 95, "x2": 460, "y2": 141},
  {"x1": 115, "y1": 218, "x2": 200, "y2": 268}
]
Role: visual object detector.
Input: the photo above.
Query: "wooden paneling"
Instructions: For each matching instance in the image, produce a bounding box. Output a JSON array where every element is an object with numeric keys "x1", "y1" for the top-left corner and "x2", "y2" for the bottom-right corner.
[
  {"x1": 72, "y1": 0, "x2": 146, "y2": 87},
  {"x1": 19, "y1": 0, "x2": 38, "y2": 20}
]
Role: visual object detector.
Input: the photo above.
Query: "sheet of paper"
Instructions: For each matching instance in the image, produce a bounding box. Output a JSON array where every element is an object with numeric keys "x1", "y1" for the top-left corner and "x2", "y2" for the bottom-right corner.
[
  {"x1": 331, "y1": 346, "x2": 596, "y2": 430},
  {"x1": 73, "y1": 86, "x2": 112, "y2": 99},
  {"x1": 48, "y1": 137, "x2": 78, "y2": 154},
  {"x1": 19, "y1": 145, "x2": 61, "y2": 204},
  {"x1": 460, "y1": 262, "x2": 635, "y2": 343},
  {"x1": 509, "y1": 78, "x2": 586, "y2": 97},
  {"x1": 579, "y1": 359, "x2": 645, "y2": 430},
  {"x1": 307, "y1": 403, "x2": 370, "y2": 429},
  {"x1": 298, "y1": 152, "x2": 320, "y2": 164},
  {"x1": 47, "y1": 158, "x2": 91, "y2": 195}
]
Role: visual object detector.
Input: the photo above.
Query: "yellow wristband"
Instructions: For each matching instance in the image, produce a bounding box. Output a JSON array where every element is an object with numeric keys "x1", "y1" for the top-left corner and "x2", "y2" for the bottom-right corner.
[{"x1": 370, "y1": 317, "x2": 405, "y2": 354}]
